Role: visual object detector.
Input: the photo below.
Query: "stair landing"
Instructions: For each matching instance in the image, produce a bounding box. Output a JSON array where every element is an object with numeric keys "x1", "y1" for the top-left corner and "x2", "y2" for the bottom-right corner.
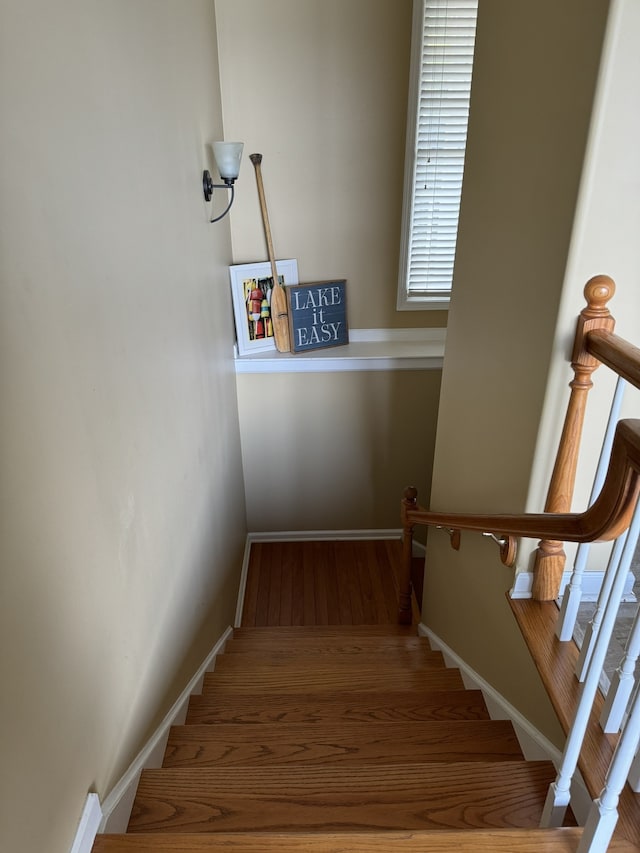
[{"x1": 240, "y1": 539, "x2": 418, "y2": 626}]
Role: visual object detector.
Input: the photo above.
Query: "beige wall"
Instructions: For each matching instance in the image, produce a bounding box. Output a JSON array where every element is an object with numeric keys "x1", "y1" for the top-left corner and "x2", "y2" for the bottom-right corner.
[
  {"x1": 237, "y1": 370, "x2": 441, "y2": 531},
  {"x1": 215, "y1": 0, "x2": 446, "y2": 330},
  {"x1": 0, "y1": 3, "x2": 247, "y2": 852},
  {"x1": 423, "y1": 0, "x2": 612, "y2": 742},
  {"x1": 217, "y1": 0, "x2": 444, "y2": 532},
  {"x1": 526, "y1": 0, "x2": 640, "y2": 531}
]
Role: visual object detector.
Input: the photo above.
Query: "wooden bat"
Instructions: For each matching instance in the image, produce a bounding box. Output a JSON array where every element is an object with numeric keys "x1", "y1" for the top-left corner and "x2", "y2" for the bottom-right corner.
[{"x1": 249, "y1": 153, "x2": 291, "y2": 353}]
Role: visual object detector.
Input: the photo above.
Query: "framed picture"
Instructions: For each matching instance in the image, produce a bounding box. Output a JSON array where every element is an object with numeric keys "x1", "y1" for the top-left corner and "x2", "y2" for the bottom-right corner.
[{"x1": 229, "y1": 259, "x2": 299, "y2": 356}]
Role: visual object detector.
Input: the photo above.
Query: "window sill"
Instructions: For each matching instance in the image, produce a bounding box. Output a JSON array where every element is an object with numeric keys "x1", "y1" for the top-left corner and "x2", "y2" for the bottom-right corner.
[
  {"x1": 234, "y1": 328, "x2": 446, "y2": 374},
  {"x1": 396, "y1": 295, "x2": 451, "y2": 311}
]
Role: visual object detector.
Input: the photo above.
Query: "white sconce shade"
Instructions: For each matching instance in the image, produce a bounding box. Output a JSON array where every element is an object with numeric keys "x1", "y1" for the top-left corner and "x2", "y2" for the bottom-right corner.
[
  {"x1": 213, "y1": 141, "x2": 244, "y2": 182},
  {"x1": 203, "y1": 140, "x2": 244, "y2": 223}
]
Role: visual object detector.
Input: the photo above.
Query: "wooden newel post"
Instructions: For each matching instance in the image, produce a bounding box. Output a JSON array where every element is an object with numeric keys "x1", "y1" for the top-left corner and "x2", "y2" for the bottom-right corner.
[
  {"x1": 532, "y1": 276, "x2": 616, "y2": 601},
  {"x1": 399, "y1": 486, "x2": 418, "y2": 624}
]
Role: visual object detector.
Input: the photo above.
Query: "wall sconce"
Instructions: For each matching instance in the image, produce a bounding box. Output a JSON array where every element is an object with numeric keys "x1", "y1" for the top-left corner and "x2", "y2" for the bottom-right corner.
[{"x1": 202, "y1": 141, "x2": 244, "y2": 223}]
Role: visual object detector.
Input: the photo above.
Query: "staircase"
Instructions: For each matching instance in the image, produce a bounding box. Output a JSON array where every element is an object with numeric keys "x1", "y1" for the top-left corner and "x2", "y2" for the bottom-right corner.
[
  {"x1": 89, "y1": 280, "x2": 640, "y2": 852},
  {"x1": 92, "y1": 623, "x2": 637, "y2": 852}
]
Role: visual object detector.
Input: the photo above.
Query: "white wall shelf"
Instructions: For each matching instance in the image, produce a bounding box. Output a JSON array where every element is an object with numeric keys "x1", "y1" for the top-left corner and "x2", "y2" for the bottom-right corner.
[{"x1": 233, "y1": 328, "x2": 446, "y2": 374}]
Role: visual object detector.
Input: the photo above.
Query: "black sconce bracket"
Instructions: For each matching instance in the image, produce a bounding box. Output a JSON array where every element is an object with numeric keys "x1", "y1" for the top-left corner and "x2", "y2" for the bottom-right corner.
[{"x1": 203, "y1": 170, "x2": 236, "y2": 223}]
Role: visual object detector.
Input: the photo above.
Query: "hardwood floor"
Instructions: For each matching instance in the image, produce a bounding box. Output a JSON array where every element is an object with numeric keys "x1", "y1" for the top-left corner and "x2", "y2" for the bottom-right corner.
[{"x1": 241, "y1": 539, "x2": 419, "y2": 627}]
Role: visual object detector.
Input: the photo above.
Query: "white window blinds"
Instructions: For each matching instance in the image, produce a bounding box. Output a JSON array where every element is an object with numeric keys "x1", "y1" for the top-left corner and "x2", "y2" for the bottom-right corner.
[{"x1": 398, "y1": 0, "x2": 478, "y2": 307}]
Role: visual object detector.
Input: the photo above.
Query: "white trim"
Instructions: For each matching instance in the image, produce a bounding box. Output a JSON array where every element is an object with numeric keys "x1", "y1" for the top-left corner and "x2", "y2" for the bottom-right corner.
[
  {"x1": 419, "y1": 623, "x2": 592, "y2": 822},
  {"x1": 347, "y1": 328, "x2": 446, "y2": 344},
  {"x1": 234, "y1": 328, "x2": 445, "y2": 373},
  {"x1": 419, "y1": 624, "x2": 562, "y2": 763},
  {"x1": 247, "y1": 528, "x2": 403, "y2": 543},
  {"x1": 509, "y1": 570, "x2": 636, "y2": 601},
  {"x1": 99, "y1": 625, "x2": 233, "y2": 833},
  {"x1": 70, "y1": 793, "x2": 102, "y2": 853},
  {"x1": 235, "y1": 326, "x2": 446, "y2": 348},
  {"x1": 243, "y1": 525, "x2": 421, "y2": 558},
  {"x1": 397, "y1": 294, "x2": 451, "y2": 311}
]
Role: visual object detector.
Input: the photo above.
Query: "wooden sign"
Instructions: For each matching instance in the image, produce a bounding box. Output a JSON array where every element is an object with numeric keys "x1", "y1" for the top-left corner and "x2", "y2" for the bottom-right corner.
[{"x1": 286, "y1": 280, "x2": 348, "y2": 353}]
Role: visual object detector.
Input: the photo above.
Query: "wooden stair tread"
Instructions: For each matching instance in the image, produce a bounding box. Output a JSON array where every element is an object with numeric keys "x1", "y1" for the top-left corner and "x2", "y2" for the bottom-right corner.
[
  {"x1": 163, "y1": 719, "x2": 523, "y2": 767},
  {"x1": 93, "y1": 827, "x2": 640, "y2": 852},
  {"x1": 203, "y1": 666, "x2": 463, "y2": 694},
  {"x1": 128, "y1": 761, "x2": 557, "y2": 833},
  {"x1": 214, "y1": 648, "x2": 446, "y2": 670},
  {"x1": 186, "y1": 688, "x2": 491, "y2": 724},
  {"x1": 224, "y1": 636, "x2": 433, "y2": 654},
  {"x1": 131, "y1": 760, "x2": 555, "y2": 796}
]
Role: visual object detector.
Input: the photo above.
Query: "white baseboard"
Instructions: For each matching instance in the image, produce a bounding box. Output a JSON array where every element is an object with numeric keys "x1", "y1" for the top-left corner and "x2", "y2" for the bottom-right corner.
[
  {"x1": 70, "y1": 793, "x2": 102, "y2": 853},
  {"x1": 419, "y1": 622, "x2": 592, "y2": 823},
  {"x1": 510, "y1": 569, "x2": 636, "y2": 601},
  {"x1": 418, "y1": 623, "x2": 562, "y2": 762},
  {"x1": 97, "y1": 625, "x2": 233, "y2": 835},
  {"x1": 247, "y1": 528, "x2": 402, "y2": 543}
]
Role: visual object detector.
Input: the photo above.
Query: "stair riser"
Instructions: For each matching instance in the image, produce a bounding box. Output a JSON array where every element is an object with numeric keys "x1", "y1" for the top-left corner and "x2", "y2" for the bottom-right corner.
[
  {"x1": 232, "y1": 626, "x2": 416, "y2": 637},
  {"x1": 224, "y1": 638, "x2": 433, "y2": 654},
  {"x1": 214, "y1": 650, "x2": 445, "y2": 670}
]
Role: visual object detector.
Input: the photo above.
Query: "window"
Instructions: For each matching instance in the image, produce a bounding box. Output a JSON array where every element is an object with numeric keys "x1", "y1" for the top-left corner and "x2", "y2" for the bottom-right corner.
[{"x1": 398, "y1": 0, "x2": 478, "y2": 310}]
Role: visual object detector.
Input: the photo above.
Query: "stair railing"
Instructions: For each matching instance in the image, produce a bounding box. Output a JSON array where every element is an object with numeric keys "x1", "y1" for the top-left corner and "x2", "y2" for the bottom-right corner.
[
  {"x1": 400, "y1": 275, "x2": 640, "y2": 620},
  {"x1": 555, "y1": 376, "x2": 627, "y2": 644},
  {"x1": 400, "y1": 274, "x2": 640, "y2": 849},
  {"x1": 398, "y1": 416, "x2": 640, "y2": 624},
  {"x1": 558, "y1": 329, "x2": 640, "y2": 649},
  {"x1": 578, "y1": 675, "x2": 640, "y2": 852},
  {"x1": 541, "y1": 498, "x2": 640, "y2": 852}
]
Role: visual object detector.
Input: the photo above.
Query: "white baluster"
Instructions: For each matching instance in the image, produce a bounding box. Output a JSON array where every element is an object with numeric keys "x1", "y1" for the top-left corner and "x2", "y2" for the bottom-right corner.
[
  {"x1": 576, "y1": 534, "x2": 628, "y2": 682},
  {"x1": 627, "y1": 746, "x2": 640, "y2": 792},
  {"x1": 556, "y1": 377, "x2": 626, "y2": 642},
  {"x1": 600, "y1": 608, "x2": 640, "y2": 733},
  {"x1": 541, "y1": 500, "x2": 640, "y2": 827},
  {"x1": 557, "y1": 541, "x2": 592, "y2": 642},
  {"x1": 577, "y1": 679, "x2": 640, "y2": 852}
]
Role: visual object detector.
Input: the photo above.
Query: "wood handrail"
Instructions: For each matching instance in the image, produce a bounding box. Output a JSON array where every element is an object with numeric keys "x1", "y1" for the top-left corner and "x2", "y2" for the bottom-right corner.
[
  {"x1": 586, "y1": 328, "x2": 640, "y2": 391},
  {"x1": 398, "y1": 418, "x2": 640, "y2": 623},
  {"x1": 409, "y1": 418, "x2": 640, "y2": 542}
]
